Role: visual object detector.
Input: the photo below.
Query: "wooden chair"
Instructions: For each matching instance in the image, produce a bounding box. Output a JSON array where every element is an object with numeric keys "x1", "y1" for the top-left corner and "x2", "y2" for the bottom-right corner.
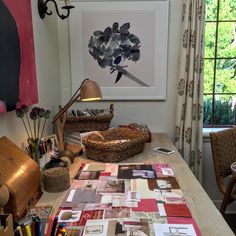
[{"x1": 209, "y1": 127, "x2": 236, "y2": 214}]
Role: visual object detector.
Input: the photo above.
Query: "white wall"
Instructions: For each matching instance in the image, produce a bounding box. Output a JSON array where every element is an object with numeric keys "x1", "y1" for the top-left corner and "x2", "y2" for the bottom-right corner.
[
  {"x1": 0, "y1": 1, "x2": 61, "y2": 147},
  {"x1": 58, "y1": 0, "x2": 182, "y2": 141}
]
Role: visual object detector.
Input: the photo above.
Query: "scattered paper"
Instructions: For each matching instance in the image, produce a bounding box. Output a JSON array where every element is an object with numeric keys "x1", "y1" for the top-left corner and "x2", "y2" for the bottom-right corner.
[
  {"x1": 83, "y1": 219, "x2": 109, "y2": 236},
  {"x1": 132, "y1": 199, "x2": 158, "y2": 212},
  {"x1": 58, "y1": 210, "x2": 82, "y2": 223},
  {"x1": 157, "y1": 203, "x2": 166, "y2": 217},
  {"x1": 162, "y1": 168, "x2": 174, "y2": 176},
  {"x1": 127, "y1": 191, "x2": 141, "y2": 202},
  {"x1": 86, "y1": 163, "x2": 106, "y2": 172},
  {"x1": 157, "y1": 180, "x2": 172, "y2": 189},
  {"x1": 153, "y1": 223, "x2": 196, "y2": 236},
  {"x1": 66, "y1": 189, "x2": 76, "y2": 202}
]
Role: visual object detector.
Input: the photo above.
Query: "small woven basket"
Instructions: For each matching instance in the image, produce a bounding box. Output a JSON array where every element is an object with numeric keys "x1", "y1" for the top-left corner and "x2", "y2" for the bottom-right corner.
[
  {"x1": 64, "y1": 104, "x2": 114, "y2": 132},
  {"x1": 43, "y1": 167, "x2": 70, "y2": 193},
  {"x1": 82, "y1": 127, "x2": 146, "y2": 162}
]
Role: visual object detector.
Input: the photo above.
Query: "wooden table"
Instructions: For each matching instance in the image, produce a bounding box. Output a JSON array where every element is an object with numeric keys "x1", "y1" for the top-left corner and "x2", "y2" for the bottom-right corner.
[{"x1": 37, "y1": 133, "x2": 234, "y2": 236}]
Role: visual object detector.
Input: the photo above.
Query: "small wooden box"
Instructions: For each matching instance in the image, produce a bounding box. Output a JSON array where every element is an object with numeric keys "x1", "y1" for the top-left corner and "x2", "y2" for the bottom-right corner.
[{"x1": 0, "y1": 137, "x2": 42, "y2": 221}]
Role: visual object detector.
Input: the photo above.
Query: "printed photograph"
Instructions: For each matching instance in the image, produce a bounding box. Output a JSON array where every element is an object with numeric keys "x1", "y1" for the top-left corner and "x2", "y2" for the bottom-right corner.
[
  {"x1": 155, "y1": 189, "x2": 185, "y2": 204},
  {"x1": 83, "y1": 220, "x2": 109, "y2": 236},
  {"x1": 98, "y1": 180, "x2": 125, "y2": 193},
  {"x1": 152, "y1": 164, "x2": 174, "y2": 177},
  {"x1": 112, "y1": 218, "x2": 151, "y2": 236},
  {"x1": 58, "y1": 210, "x2": 82, "y2": 223},
  {"x1": 104, "y1": 207, "x2": 130, "y2": 219},
  {"x1": 66, "y1": 226, "x2": 83, "y2": 236},
  {"x1": 153, "y1": 223, "x2": 196, "y2": 236},
  {"x1": 78, "y1": 171, "x2": 100, "y2": 180},
  {"x1": 83, "y1": 203, "x2": 112, "y2": 211},
  {"x1": 118, "y1": 165, "x2": 156, "y2": 179},
  {"x1": 85, "y1": 225, "x2": 103, "y2": 234},
  {"x1": 79, "y1": 211, "x2": 104, "y2": 226}
]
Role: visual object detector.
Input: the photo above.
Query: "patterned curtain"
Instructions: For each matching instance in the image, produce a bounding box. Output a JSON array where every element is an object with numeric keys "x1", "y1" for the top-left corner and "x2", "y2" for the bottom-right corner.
[{"x1": 175, "y1": 0, "x2": 205, "y2": 183}]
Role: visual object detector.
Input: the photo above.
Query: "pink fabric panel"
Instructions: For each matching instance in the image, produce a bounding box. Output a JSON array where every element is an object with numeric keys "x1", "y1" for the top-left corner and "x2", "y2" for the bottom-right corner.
[{"x1": 3, "y1": 0, "x2": 38, "y2": 107}]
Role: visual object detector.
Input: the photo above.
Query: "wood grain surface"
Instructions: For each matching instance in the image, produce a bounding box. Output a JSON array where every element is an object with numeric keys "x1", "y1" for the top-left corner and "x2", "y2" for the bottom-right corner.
[{"x1": 37, "y1": 133, "x2": 234, "y2": 236}]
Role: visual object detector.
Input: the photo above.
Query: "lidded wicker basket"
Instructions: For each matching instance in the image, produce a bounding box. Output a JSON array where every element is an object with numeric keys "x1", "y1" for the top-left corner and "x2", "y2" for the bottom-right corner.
[
  {"x1": 64, "y1": 104, "x2": 114, "y2": 132},
  {"x1": 82, "y1": 127, "x2": 146, "y2": 162}
]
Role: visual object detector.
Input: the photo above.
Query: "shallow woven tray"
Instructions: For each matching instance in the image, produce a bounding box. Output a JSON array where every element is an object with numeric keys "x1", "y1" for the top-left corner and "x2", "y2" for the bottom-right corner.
[
  {"x1": 82, "y1": 127, "x2": 146, "y2": 162},
  {"x1": 64, "y1": 104, "x2": 114, "y2": 132}
]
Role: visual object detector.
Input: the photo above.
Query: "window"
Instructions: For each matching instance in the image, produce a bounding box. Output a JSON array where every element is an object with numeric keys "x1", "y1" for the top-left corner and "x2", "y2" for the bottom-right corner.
[{"x1": 204, "y1": 0, "x2": 236, "y2": 127}]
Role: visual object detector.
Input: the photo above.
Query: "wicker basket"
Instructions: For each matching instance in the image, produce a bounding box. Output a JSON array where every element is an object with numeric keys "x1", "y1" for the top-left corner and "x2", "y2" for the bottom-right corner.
[
  {"x1": 43, "y1": 167, "x2": 70, "y2": 193},
  {"x1": 64, "y1": 104, "x2": 114, "y2": 132},
  {"x1": 82, "y1": 127, "x2": 146, "y2": 162}
]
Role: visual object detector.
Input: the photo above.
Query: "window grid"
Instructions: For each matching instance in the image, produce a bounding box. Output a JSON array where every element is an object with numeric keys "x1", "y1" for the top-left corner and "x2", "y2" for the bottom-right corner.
[{"x1": 204, "y1": 0, "x2": 236, "y2": 127}]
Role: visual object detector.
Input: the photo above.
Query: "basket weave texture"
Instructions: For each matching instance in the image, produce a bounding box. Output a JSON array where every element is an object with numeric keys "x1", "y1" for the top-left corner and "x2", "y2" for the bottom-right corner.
[
  {"x1": 64, "y1": 104, "x2": 114, "y2": 132},
  {"x1": 82, "y1": 127, "x2": 146, "y2": 162},
  {"x1": 43, "y1": 167, "x2": 70, "y2": 193}
]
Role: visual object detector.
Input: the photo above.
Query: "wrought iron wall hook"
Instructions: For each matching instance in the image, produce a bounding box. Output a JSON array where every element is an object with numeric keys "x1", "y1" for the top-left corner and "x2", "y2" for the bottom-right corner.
[{"x1": 38, "y1": 0, "x2": 74, "y2": 20}]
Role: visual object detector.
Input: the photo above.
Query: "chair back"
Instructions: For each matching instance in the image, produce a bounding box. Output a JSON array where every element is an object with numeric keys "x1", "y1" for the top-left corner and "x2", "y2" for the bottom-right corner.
[{"x1": 209, "y1": 127, "x2": 236, "y2": 193}]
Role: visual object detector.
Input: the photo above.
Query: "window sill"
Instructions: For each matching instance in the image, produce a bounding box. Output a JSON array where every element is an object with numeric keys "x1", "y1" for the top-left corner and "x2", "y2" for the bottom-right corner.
[{"x1": 203, "y1": 127, "x2": 230, "y2": 140}]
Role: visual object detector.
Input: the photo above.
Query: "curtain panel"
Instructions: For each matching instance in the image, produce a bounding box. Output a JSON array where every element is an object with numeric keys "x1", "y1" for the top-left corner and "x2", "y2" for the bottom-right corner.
[{"x1": 175, "y1": 0, "x2": 205, "y2": 183}]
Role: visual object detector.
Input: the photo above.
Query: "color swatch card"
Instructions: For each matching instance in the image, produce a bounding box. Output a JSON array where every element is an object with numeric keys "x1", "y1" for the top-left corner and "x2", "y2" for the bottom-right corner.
[{"x1": 157, "y1": 203, "x2": 192, "y2": 217}]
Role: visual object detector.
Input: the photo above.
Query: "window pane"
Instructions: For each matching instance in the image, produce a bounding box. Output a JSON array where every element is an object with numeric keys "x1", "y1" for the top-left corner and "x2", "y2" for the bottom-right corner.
[
  {"x1": 205, "y1": 23, "x2": 216, "y2": 58},
  {"x1": 215, "y1": 59, "x2": 236, "y2": 93},
  {"x1": 217, "y1": 22, "x2": 236, "y2": 57},
  {"x1": 204, "y1": 59, "x2": 215, "y2": 93},
  {"x1": 205, "y1": 0, "x2": 218, "y2": 21},
  {"x1": 204, "y1": 0, "x2": 236, "y2": 127},
  {"x1": 213, "y1": 95, "x2": 236, "y2": 125},
  {"x1": 219, "y1": 0, "x2": 236, "y2": 21},
  {"x1": 203, "y1": 95, "x2": 213, "y2": 125}
]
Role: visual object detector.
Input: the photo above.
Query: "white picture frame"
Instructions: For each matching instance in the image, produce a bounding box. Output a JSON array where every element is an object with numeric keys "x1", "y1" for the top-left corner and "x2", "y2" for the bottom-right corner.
[{"x1": 70, "y1": 0, "x2": 169, "y2": 100}]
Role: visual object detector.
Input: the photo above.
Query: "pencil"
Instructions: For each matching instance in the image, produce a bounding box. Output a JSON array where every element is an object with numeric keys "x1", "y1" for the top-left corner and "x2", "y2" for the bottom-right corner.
[
  {"x1": 45, "y1": 216, "x2": 54, "y2": 236},
  {"x1": 50, "y1": 216, "x2": 58, "y2": 236},
  {"x1": 25, "y1": 225, "x2": 32, "y2": 236},
  {"x1": 17, "y1": 226, "x2": 24, "y2": 236}
]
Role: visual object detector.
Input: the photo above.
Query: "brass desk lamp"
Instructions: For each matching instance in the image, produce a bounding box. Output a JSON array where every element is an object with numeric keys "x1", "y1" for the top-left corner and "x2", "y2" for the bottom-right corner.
[{"x1": 53, "y1": 79, "x2": 102, "y2": 150}]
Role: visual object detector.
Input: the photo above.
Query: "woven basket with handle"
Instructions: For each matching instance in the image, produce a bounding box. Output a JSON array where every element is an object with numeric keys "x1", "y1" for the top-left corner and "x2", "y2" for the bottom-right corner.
[
  {"x1": 64, "y1": 104, "x2": 114, "y2": 132},
  {"x1": 82, "y1": 127, "x2": 146, "y2": 162}
]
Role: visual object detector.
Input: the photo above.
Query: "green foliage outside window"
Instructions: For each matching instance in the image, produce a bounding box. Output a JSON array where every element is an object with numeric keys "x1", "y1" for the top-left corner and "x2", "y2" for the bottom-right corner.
[
  {"x1": 204, "y1": 0, "x2": 236, "y2": 126},
  {"x1": 203, "y1": 99, "x2": 235, "y2": 125}
]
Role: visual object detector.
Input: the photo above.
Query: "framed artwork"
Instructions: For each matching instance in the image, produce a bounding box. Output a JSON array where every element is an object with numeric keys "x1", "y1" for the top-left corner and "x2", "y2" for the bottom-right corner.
[
  {"x1": 0, "y1": 0, "x2": 38, "y2": 113},
  {"x1": 70, "y1": 0, "x2": 169, "y2": 100}
]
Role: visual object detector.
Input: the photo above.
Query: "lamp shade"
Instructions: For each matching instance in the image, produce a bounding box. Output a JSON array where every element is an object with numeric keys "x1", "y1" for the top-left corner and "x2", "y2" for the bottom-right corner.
[
  {"x1": 80, "y1": 80, "x2": 102, "y2": 101},
  {"x1": 53, "y1": 79, "x2": 102, "y2": 123}
]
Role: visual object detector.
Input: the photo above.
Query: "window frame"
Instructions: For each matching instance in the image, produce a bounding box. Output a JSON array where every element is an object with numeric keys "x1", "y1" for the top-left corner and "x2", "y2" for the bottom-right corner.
[{"x1": 204, "y1": 0, "x2": 236, "y2": 127}]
